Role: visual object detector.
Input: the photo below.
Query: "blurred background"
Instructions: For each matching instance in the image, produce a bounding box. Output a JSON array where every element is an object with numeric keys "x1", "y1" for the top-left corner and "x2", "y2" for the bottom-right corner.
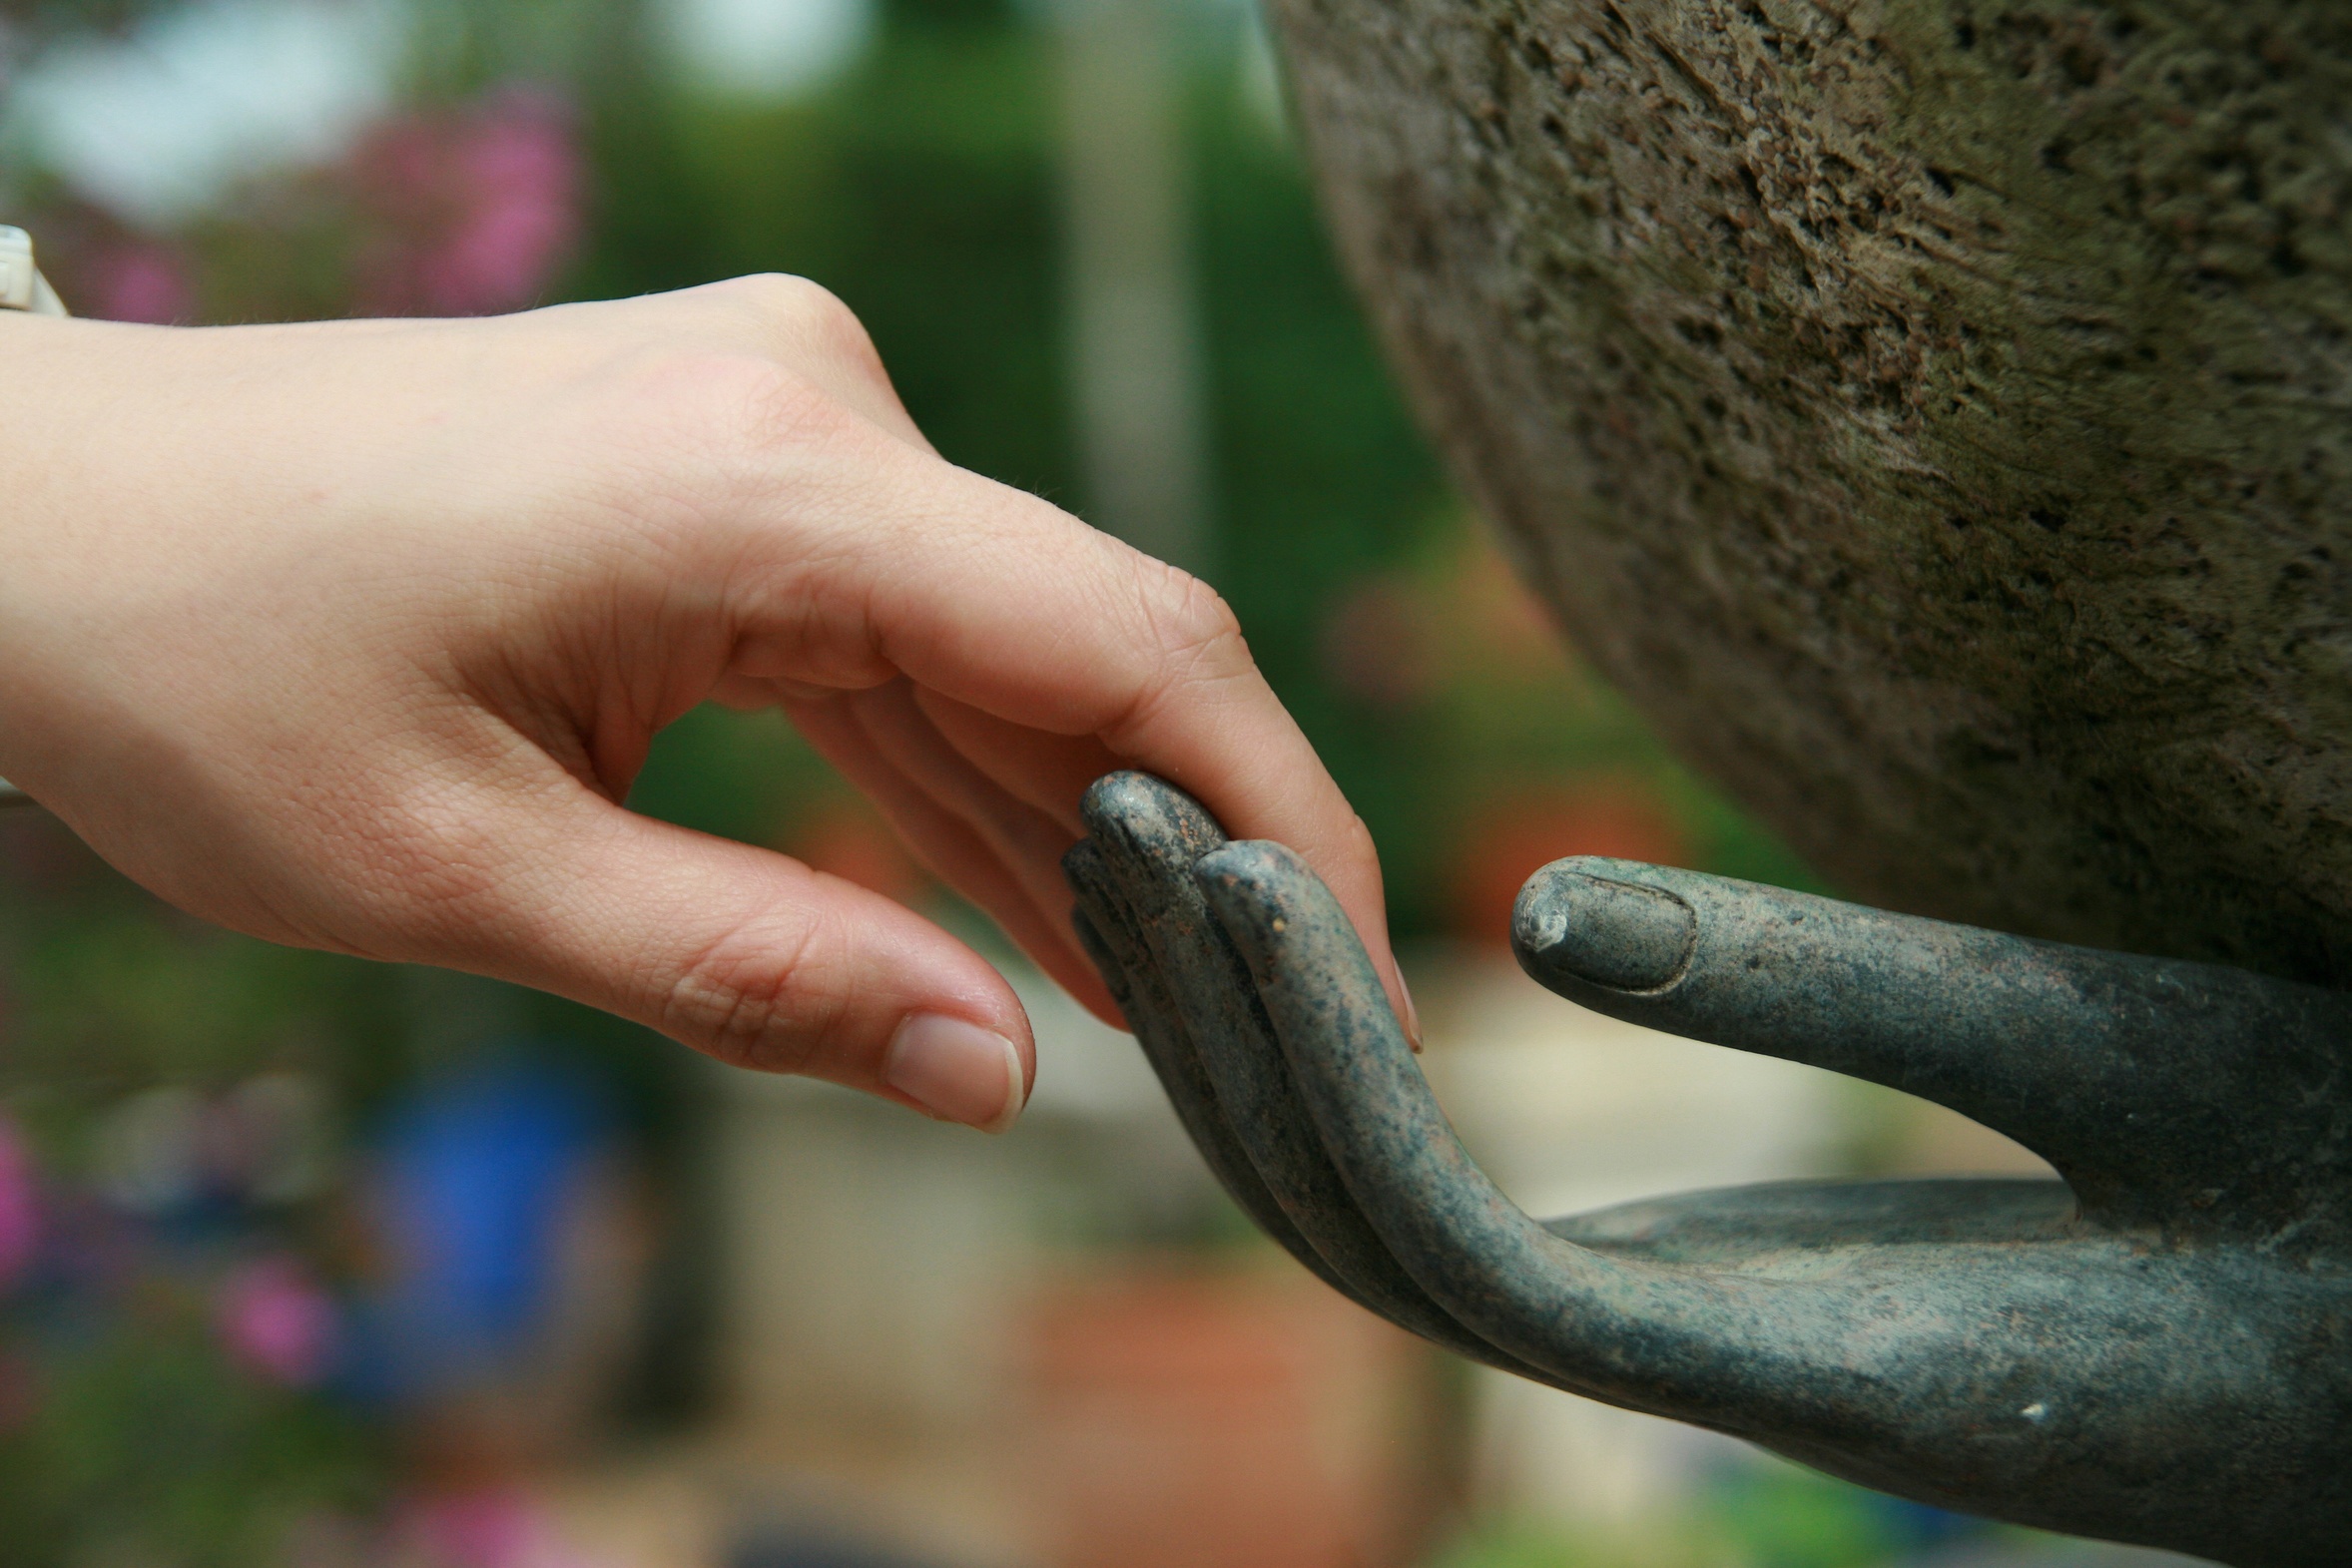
[{"x1": 0, "y1": 3, "x2": 2189, "y2": 1566}]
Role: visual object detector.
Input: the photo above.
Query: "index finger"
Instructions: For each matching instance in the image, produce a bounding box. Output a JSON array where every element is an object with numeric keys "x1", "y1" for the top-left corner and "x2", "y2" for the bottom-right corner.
[{"x1": 735, "y1": 426, "x2": 1417, "y2": 1036}]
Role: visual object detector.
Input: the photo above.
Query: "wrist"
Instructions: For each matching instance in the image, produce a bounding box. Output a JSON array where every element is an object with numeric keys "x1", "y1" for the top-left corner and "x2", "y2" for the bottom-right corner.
[{"x1": 0, "y1": 310, "x2": 171, "y2": 809}]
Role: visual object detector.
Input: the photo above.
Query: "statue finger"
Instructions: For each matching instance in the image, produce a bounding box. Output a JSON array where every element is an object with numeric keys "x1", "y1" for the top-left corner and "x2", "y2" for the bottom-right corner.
[
  {"x1": 1192, "y1": 838, "x2": 1839, "y2": 1429},
  {"x1": 1062, "y1": 848, "x2": 1359, "y2": 1299},
  {"x1": 1068, "y1": 838, "x2": 1416, "y2": 1315},
  {"x1": 1075, "y1": 774, "x2": 1561, "y2": 1378},
  {"x1": 1510, "y1": 857, "x2": 2352, "y2": 1248}
]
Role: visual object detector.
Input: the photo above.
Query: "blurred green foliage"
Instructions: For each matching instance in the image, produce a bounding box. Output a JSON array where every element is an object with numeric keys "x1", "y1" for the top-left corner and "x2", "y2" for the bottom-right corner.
[
  {"x1": 0, "y1": 1285, "x2": 383, "y2": 1568},
  {"x1": 0, "y1": 824, "x2": 406, "y2": 1147}
]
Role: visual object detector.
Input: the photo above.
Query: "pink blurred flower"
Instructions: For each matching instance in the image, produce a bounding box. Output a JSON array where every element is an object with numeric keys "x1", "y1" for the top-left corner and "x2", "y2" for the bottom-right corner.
[
  {"x1": 395, "y1": 1489, "x2": 605, "y2": 1568},
  {"x1": 0, "y1": 1116, "x2": 41, "y2": 1292},
  {"x1": 84, "y1": 244, "x2": 191, "y2": 324},
  {"x1": 217, "y1": 1255, "x2": 339, "y2": 1387},
  {"x1": 1319, "y1": 578, "x2": 1442, "y2": 711},
  {"x1": 353, "y1": 89, "x2": 582, "y2": 317}
]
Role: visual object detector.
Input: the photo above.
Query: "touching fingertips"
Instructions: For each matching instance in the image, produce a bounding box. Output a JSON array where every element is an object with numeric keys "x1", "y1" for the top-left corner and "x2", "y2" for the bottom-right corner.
[{"x1": 884, "y1": 1011, "x2": 1028, "y2": 1133}]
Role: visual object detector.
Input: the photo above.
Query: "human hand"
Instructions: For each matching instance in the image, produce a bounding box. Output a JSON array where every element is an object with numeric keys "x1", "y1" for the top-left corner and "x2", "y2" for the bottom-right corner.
[
  {"x1": 1067, "y1": 772, "x2": 2352, "y2": 1565},
  {"x1": 0, "y1": 277, "x2": 1411, "y2": 1131}
]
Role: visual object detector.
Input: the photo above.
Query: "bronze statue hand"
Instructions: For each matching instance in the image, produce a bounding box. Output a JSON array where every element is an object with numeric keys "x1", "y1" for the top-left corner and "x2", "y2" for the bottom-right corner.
[{"x1": 1064, "y1": 772, "x2": 2352, "y2": 1568}]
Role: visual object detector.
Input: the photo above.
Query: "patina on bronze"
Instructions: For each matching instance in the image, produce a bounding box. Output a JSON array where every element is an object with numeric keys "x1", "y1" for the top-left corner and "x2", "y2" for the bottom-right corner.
[{"x1": 1066, "y1": 772, "x2": 2350, "y2": 1568}]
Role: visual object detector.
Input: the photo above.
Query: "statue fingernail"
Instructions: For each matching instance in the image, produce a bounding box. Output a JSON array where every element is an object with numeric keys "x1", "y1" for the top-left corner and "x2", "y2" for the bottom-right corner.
[
  {"x1": 1514, "y1": 871, "x2": 1696, "y2": 991},
  {"x1": 885, "y1": 1013, "x2": 1029, "y2": 1133}
]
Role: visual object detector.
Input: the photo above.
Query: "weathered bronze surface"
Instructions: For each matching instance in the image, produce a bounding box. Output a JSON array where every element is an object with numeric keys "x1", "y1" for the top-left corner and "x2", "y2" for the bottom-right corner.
[
  {"x1": 1267, "y1": 0, "x2": 2352, "y2": 986},
  {"x1": 1066, "y1": 773, "x2": 2352, "y2": 1568}
]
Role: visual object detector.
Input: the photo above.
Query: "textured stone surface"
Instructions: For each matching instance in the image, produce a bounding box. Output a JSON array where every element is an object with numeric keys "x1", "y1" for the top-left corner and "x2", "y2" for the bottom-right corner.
[{"x1": 1270, "y1": 0, "x2": 2352, "y2": 981}]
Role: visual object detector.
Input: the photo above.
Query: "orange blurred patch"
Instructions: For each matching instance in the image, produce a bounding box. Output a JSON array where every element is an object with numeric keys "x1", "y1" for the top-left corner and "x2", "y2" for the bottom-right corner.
[
  {"x1": 1025, "y1": 1267, "x2": 1434, "y2": 1568},
  {"x1": 1446, "y1": 537, "x2": 1573, "y2": 673},
  {"x1": 781, "y1": 796, "x2": 933, "y2": 906},
  {"x1": 1448, "y1": 784, "x2": 1689, "y2": 945},
  {"x1": 1320, "y1": 578, "x2": 1443, "y2": 711}
]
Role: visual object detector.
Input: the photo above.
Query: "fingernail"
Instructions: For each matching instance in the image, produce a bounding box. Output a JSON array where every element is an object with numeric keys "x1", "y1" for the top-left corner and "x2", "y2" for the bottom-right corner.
[
  {"x1": 1514, "y1": 871, "x2": 1696, "y2": 991},
  {"x1": 885, "y1": 1013, "x2": 1028, "y2": 1133},
  {"x1": 1397, "y1": 968, "x2": 1426, "y2": 1053}
]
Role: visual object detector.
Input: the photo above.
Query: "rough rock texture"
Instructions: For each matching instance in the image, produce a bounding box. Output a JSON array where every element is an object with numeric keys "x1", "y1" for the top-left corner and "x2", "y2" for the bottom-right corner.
[{"x1": 1269, "y1": 0, "x2": 2352, "y2": 983}]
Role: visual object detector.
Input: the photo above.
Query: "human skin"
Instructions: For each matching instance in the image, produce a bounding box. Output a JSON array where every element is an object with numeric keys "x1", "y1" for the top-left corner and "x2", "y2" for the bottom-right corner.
[{"x1": 0, "y1": 275, "x2": 1411, "y2": 1131}]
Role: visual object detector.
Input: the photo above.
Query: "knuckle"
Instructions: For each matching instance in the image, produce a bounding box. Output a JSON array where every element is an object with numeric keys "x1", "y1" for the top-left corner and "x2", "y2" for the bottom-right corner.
[
  {"x1": 805, "y1": 291, "x2": 888, "y2": 379},
  {"x1": 660, "y1": 913, "x2": 852, "y2": 1075},
  {"x1": 1145, "y1": 567, "x2": 1248, "y2": 672},
  {"x1": 1105, "y1": 563, "x2": 1260, "y2": 748},
  {"x1": 784, "y1": 276, "x2": 869, "y2": 346},
  {"x1": 714, "y1": 270, "x2": 833, "y2": 322},
  {"x1": 719, "y1": 272, "x2": 884, "y2": 374}
]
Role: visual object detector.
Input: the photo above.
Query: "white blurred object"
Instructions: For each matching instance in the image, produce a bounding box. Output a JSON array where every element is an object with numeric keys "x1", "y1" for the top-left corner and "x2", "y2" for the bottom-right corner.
[
  {"x1": 0, "y1": 225, "x2": 67, "y2": 316},
  {"x1": 1056, "y1": 0, "x2": 1213, "y2": 573},
  {"x1": 95, "y1": 1085, "x2": 211, "y2": 1213},
  {"x1": 657, "y1": 0, "x2": 875, "y2": 101},
  {"x1": 709, "y1": 949, "x2": 1203, "y2": 1449},
  {"x1": 1419, "y1": 949, "x2": 1843, "y2": 1220},
  {"x1": 1008, "y1": 954, "x2": 1170, "y2": 1123},
  {"x1": 226, "y1": 1071, "x2": 338, "y2": 1204},
  {"x1": 713, "y1": 1065, "x2": 1041, "y2": 1451},
  {"x1": 5, "y1": 0, "x2": 400, "y2": 229},
  {"x1": 1231, "y1": 7, "x2": 1287, "y2": 138}
]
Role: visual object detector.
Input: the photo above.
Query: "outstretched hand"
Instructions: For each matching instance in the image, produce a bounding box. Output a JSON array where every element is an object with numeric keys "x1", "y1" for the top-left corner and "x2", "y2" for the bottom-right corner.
[
  {"x1": 0, "y1": 277, "x2": 1410, "y2": 1131},
  {"x1": 1067, "y1": 772, "x2": 2352, "y2": 1565}
]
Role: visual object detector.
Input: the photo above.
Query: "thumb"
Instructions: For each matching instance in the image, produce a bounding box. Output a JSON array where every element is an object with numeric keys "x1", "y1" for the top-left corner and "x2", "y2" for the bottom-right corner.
[{"x1": 412, "y1": 781, "x2": 1035, "y2": 1132}]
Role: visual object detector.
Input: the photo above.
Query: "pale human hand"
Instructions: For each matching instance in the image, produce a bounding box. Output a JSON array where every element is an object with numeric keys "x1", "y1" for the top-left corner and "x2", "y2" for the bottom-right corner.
[{"x1": 0, "y1": 277, "x2": 1411, "y2": 1131}]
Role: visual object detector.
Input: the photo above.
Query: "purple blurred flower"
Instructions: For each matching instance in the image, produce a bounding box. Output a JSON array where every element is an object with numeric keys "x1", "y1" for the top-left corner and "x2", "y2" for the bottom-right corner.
[
  {"x1": 217, "y1": 1255, "x2": 339, "y2": 1387},
  {"x1": 0, "y1": 1116, "x2": 41, "y2": 1293},
  {"x1": 354, "y1": 89, "x2": 581, "y2": 318},
  {"x1": 395, "y1": 1488, "x2": 603, "y2": 1568},
  {"x1": 84, "y1": 244, "x2": 191, "y2": 324}
]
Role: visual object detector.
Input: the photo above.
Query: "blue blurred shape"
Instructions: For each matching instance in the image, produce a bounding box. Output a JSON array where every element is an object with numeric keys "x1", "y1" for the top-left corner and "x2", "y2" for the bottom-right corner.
[
  {"x1": 349, "y1": 1054, "x2": 616, "y2": 1402},
  {"x1": 1885, "y1": 1497, "x2": 1989, "y2": 1549}
]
